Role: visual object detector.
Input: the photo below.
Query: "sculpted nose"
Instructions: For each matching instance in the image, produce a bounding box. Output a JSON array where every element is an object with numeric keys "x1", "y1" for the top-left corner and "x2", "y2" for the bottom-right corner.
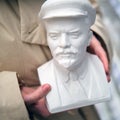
[{"x1": 59, "y1": 33, "x2": 70, "y2": 48}]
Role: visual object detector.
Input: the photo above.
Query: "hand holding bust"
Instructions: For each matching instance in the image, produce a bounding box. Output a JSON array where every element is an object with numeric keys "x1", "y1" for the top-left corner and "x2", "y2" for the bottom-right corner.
[{"x1": 37, "y1": 0, "x2": 110, "y2": 113}]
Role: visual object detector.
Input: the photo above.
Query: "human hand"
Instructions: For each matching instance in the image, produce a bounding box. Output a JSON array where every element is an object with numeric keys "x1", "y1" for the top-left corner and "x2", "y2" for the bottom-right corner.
[
  {"x1": 21, "y1": 84, "x2": 51, "y2": 117},
  {"x1": 87, "y1": 35, "x2": 110, "y2": 82}
]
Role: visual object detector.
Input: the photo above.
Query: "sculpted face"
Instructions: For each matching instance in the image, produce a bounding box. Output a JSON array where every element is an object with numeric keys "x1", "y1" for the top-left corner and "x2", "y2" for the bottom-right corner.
[{"x1": 45, "y1": 17, "x2": 92, "y2": 70}]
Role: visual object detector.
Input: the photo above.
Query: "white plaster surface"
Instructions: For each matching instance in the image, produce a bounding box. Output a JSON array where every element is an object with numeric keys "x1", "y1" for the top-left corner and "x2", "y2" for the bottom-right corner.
[{"x1": 38, "y1": 0, "x2": 111, "y2": 113}]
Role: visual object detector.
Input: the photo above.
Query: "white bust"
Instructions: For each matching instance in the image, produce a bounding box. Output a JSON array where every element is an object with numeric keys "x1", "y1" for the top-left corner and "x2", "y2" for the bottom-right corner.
[{"x1": 38, "y1": 0, "x2": 110, "y2": 113}]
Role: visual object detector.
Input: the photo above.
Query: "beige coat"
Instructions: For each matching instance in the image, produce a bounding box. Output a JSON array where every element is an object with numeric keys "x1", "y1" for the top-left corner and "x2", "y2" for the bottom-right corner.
[{"x1": 0, "y1": 0, "x2": 112, "y2": 120}]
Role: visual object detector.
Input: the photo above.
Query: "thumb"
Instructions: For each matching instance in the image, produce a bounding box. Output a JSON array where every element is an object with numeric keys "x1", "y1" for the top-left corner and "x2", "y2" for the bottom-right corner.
[{"x1": 22, "y1": 84, "x2": 51, "y2": 105}]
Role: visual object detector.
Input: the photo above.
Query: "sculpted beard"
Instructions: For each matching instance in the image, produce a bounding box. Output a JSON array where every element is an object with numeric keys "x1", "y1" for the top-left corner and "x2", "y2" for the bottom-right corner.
[{"x1": 52, "y1": 47, "x2": 78, "y2": 69}]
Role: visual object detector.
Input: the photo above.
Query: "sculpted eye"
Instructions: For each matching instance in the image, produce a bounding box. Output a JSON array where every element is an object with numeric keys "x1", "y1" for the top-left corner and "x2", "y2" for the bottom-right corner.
[
  {"x1": 49, "y1": 33, "x2": 59, "y2": 40},
  {"x1": 69, "y1": 31, "x2": 80, "y2": 39}
]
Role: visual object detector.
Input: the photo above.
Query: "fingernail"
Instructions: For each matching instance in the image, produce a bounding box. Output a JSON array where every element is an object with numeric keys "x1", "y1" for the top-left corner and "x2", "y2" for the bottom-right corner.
[
  {"x1": 42, "y1": 84, "x2": 51, "y2": 92},
  {"x1": 106, "y1": 71, "x2": 110, "y2": 76},
  {"x1": 107, "y1": 76, "x2": 111, "y2": 82}
]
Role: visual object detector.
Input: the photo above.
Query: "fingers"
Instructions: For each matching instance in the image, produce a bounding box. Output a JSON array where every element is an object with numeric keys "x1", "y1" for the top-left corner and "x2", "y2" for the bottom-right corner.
[
  {"x1": 21, "y1": 84, "x2": 51, "y2": 117},
  {"x1": 89, "y1": 36, "x2": 110, "y2": 82},
  {"x1": 22, "y1": 84, "x2": 51, "y2": 105},
  {"x1": 95, "y1": 45, "x2": 109, "y2": 73},
  {"x1": 95, "y1": 45, "x2": 110, "y2": 82},
  {"x1": 34, "y1": 98, "x2": 50, "y2": 117}
]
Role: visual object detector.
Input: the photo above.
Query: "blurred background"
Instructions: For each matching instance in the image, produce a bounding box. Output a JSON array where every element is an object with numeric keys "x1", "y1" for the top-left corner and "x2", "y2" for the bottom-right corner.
[{"x1": 95, "y1": 0, "x2": 120, "y2": 120}]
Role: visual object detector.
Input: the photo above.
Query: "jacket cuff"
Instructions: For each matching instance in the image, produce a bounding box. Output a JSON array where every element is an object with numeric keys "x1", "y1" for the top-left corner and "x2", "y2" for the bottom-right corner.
[{"x1": 0, "y1": 71, "x2": 29, "y2": 120}]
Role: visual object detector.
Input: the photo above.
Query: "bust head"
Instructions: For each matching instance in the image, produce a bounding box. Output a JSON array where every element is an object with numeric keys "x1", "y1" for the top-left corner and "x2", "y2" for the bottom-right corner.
[{"x1": 39, "y1": 0, "x2": 96, "y2": 70}]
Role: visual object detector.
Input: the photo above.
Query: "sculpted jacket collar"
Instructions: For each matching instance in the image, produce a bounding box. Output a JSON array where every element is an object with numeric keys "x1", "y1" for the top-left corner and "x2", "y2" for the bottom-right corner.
[{"x1": 53, "y1": 56, "x2": 88, "y2": 83}]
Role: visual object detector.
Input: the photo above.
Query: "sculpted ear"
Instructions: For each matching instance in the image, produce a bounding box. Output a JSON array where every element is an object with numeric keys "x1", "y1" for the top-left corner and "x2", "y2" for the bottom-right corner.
[{"x1": 87, "y1": 30, "x2": 92, "y2": 46}]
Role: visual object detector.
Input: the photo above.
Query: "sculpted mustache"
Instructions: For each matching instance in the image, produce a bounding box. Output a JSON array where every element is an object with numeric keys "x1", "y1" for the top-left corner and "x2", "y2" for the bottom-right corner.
[{"x1": 54, "y1": 48, "x2": 78, "y2": 55}]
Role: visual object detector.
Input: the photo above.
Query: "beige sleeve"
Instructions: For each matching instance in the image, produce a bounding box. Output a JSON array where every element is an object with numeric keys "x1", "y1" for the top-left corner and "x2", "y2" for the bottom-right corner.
[{"x1": 0, "y1": 71, "x2": 30, "y2": 120}]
